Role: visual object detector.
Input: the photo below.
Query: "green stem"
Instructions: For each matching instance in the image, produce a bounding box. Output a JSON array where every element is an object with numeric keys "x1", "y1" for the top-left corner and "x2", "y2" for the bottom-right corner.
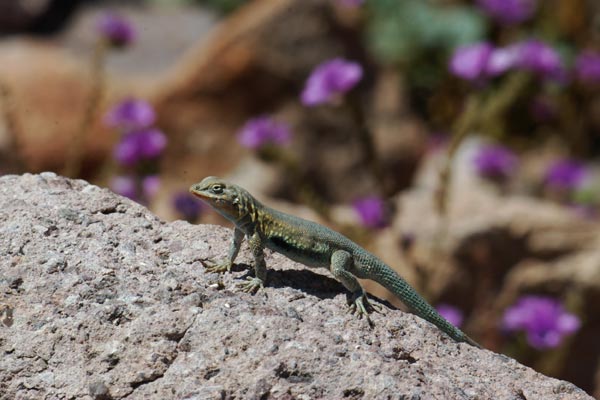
[
  {"x1": 479, "y1": 72, "x2": 531, "y2": 137},
  {"x1": 435, "y1": 94, "x2": 481, "y2": 217},
  {"x1": 64, "y1": 40, "x2": 107, "y2": 178}
]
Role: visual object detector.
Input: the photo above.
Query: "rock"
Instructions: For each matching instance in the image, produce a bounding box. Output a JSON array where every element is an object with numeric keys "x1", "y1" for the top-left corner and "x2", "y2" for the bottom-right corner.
[{"x1": 0, "y1": 173, "x2": 593, "y2": 399}]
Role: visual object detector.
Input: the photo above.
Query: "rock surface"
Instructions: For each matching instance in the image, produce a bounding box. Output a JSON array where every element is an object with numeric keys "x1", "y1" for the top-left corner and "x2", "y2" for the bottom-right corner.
[{"x1": 0, "y1": 173, "x2": 593, "y2": 399}]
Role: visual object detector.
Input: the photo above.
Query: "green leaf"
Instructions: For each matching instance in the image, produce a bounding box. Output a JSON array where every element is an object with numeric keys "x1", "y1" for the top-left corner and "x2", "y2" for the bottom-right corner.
[{"x1": 366, "y1": 0, "x2": 485, "y2": 64}]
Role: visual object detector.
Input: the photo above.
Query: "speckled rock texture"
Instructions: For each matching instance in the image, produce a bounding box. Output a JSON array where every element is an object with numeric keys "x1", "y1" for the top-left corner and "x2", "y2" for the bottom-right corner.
[{"x1": 0, "y1": 173, "x2": 593, "y2": 399}]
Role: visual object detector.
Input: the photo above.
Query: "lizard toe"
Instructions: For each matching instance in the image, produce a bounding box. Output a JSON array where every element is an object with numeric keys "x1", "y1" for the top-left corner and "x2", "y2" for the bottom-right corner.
[
  {"x1": 365, "y1": 298, "x2": 385, "y2": 315},
  {"x1": 237, "y1": 277, "x2": 264, "y2": 294},
  {"x1": 203, "y1": 259, "x2": 232, "y2": 273},
  {"x1": 349, "y1": 293, "x2": 377, "y2": 327}
]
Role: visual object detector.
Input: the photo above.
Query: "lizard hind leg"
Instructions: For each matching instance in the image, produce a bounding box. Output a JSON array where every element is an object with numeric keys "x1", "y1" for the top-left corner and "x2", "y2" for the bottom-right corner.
[{"x1": 330, "y1": 250, "x2": 382, "y2": 326}]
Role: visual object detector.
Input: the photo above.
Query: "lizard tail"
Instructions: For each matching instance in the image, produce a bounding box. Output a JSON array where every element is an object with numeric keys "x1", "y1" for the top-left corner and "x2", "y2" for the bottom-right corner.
[{"x1": 363, "y1": 258, "x2": 481, "y2": 348}]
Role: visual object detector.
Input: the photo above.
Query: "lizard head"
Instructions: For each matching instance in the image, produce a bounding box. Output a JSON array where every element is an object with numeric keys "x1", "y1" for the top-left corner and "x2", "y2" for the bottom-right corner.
[{"x1": 189, "y1": 176, "x2": 247, "y2": 221}]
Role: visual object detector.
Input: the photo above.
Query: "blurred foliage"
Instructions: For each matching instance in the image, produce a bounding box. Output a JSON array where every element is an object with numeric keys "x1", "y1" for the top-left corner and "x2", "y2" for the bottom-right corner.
[
  {"x1": 366, "y1": 0, "x2": 485, "y2": 64},
  {"x1": 192, "y1": 0, "x2": 250, "y2": 14},
  {"x1": 149, "y1": 0, "x2": 249, "y2": 14},
  {"x1": 365, "y1": 0, "x2": 486, "y2": 125}
]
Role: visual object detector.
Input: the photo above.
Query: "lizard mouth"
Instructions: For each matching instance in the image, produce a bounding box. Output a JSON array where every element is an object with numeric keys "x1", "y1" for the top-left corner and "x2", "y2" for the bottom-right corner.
[
  {"x1": 189, "y1": 187, "x2": 211, "y2": 200},
  {"x1": 189, "y1": 191, "x2": 217, "y2": 207},
  {"x1": 189, "y1": 190, "x2": 224, "y2": 208},
  {"x1": 189, "y1": 191, "x2": 205, "y2": 199}
]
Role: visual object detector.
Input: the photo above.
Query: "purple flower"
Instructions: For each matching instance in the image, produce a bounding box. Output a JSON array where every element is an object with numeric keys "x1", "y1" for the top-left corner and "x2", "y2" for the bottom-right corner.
[
  {"x1": 473, "y1": 144, "x2": 518, "y2": 181},
  {"x1": 436, "y1": 304, "x2": 464, "y2": 328},
  {"x1": 110, "y1": 175, "x2": 137, "y2": 200},
  {"x1": 104, "y1": 98, "x2": 156, "y2": 131},
  {"x1": 173, "y1": 192, "x2": 203, "y2": 221},
  {"x1": 301, "y1": 58, "x2": 363, "y2": 106},
  {"x1": 353, "y1": 196, "x2": 388, "y2": 229},
  {"x1": 503, "y1": 295, "x2": 580, "y2": 349},
  {"x1": 516, "y1": 40, "x2": 563, "y2": 79},
  {"x1": 449, "y1": 42, "x2": 493, "y2": 81},
  {"x1": 114, "y1": 128, "x2": 167, "y2": 166},
  {"x1": 574, "y1": 51, "x2": 600, "y2": 84},
  {"x1": 487, "y1": 45, "x2": 521, "y2": 77},
  {"x1": 545, "y1": 159, "x2": 587, "y2": 191},
  {"x1": 237, "y1": 116, "x2": 291, "y2": 149},
  {"x1": 477, "y1": 0, "x2": 537, "y2": 25},
  {"x1": 96, "y1": 12, "x2": 135, "y2": 47},
  {"x1": 142, "y1": 175, "x2": 160, "y2": 199},
  {"x1": 451, "y1": 40, "x2": 564, "y2": 82}
]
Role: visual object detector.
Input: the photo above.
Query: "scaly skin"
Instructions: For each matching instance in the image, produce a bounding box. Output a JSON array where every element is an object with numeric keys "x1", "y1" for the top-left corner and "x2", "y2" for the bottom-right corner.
[{"x1": 190, "y1": 176, "x2": 480, "y2": 348}]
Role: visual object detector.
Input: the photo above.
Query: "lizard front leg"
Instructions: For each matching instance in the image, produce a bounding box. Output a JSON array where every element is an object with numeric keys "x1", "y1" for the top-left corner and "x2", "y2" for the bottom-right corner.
[
  {"x1": 205, "y1": 228, "x2": 244, "y2": 273},
  {"x1": 237, "y1": 231, "x2": 267, "y2": 294},
  {"x1": 330, "y1": 250, "x2": 382, "y2": 326}
]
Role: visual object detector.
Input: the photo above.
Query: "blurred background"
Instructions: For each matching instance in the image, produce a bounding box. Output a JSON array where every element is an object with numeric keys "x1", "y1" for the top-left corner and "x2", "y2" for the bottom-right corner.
[{"x1": 1, "y1": 0, "x2": 599, "y2": 395}]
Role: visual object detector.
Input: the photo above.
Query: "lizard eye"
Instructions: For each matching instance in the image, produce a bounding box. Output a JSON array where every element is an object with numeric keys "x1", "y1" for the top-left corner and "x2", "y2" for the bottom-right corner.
[{"x1": 211, "y1": 184, "x2": 223, "y2": 194}]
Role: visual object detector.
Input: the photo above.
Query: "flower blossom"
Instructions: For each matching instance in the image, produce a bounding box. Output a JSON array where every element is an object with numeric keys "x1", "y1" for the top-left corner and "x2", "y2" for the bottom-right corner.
[
  {"x1": 237, "y1": 116, "x2": 291, "y2": 149},
  {"x1": 449, "y1": 42, "x2": 494, "y2": 81},
  {"x1": 110, "y1": 175, "x2": 137, "y2": 200},
  {"x1": 353, "y1": 196, "x2": 389, "y2": 229},
  {"x1": 476, "y1": 0, "x2": 537, "y2": 25},
  {"x1": 301, "y1": 58, "x2": 363, "y2": 106},
  {"x1": 104, "y1": 98, "x2": 156, "y2": 131},
  {"x1": 517, "y1": 39, "x2": 563, "y2": 79},
  {"x1": 544, "y1": 159, "x2": 587, "y2": 191},
  {"x1": 502, "y1": 295, "x2": 580, "y2": 349},
  {"x1": 486, "y1": 44, "x2": 521, "y2": 77},
  {"x1": 142, "y1": 175, "x2": 160, "y2": 199},
  {"x1": 96, "y1": 12, "x2": 136, "y2": 47},
  {"x1": 574, "y1": 51, "x2": 600, "y2": 84},
  {"x1": 449, "y1": 40, "x2": 563, "y2": 81},
  {"x1": 113, "y1": 128, "x2": 167, "y2": 166},
  {"x1": 437, "y1": 304, "x2": 464, "y2": 328},
  {"x1": 173, "y1": 192, "x2": 203, "y2": 221},
  {"x1": 473, "y1": 144, "x2": 518, "y2": 181},
  {"x1": 110, "y1": 175, "x2": 160, "y2": 202}
]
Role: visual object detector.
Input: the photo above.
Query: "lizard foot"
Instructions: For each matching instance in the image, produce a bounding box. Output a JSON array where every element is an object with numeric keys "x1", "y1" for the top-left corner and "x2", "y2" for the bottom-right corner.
[
  {"x1": 202, "y1": 259, "x2": 233, "y2": 274},
  {"x1": 237, "y1": 277, "x2": 265, "y2": 295},
  {"x1": 348, "y1": 293, "x2": 383, "y2": 327}
]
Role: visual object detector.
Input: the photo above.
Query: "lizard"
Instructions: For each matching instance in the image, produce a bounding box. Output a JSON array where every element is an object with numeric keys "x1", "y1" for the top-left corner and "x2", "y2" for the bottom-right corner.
[{"x1": 190, "y1": 176, "x2": 480, "y2": 348}]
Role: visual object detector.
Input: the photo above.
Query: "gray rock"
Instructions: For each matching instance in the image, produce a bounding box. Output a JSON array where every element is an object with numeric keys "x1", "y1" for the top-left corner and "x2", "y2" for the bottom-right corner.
[{"x1": 0, "y1": 173, "x2": 592, "y2": 399}]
